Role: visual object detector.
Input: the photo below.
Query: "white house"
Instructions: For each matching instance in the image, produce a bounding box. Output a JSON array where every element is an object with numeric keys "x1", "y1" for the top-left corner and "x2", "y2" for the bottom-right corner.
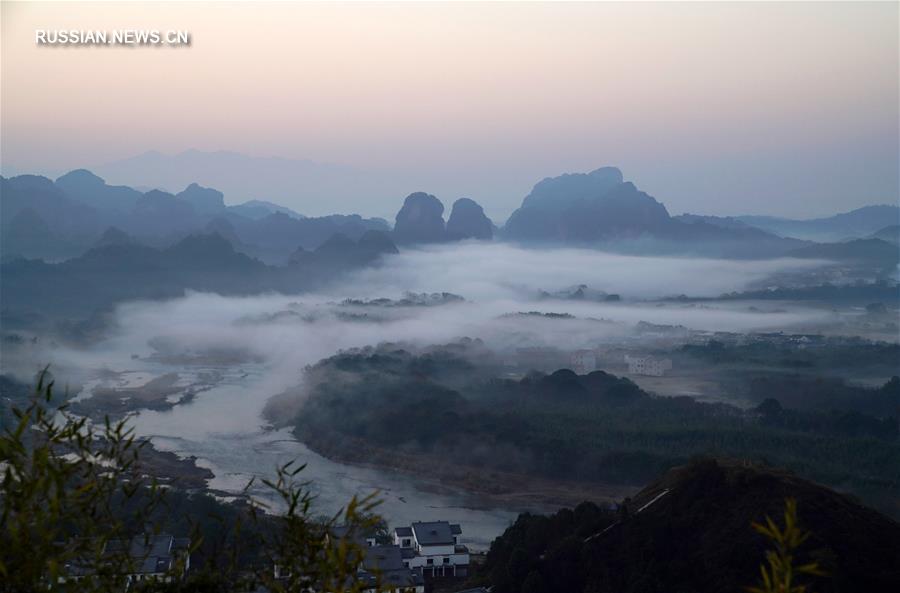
[
  {"x1": 570, "y1": 349, "x2": 598, "y2": 374},
  {"x1": 624, "y1": 354, "x2": 672, "y2": 377},
  {"x1": 393, "y1": 521, "x2": 469, "y2": 577}
]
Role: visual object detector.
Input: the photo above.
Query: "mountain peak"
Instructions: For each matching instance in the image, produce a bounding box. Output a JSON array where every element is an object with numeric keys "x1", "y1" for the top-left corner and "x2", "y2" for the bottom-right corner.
[
  {"x1": 588, "y1": 166, "x2": 624, "y2": 182},
  {"x1": 94, "y1": 226, "x2": 135, "y2": 248},
  {"x1": 521, "y1": 166, "x2": 626, "y2": 211},
  {"x1": 393, "y1": 192, "x2": 446, "y2": 244},
  {"x1": 447, "y1": 197, "x2": 493, "y2": 240},
  {"x1": 55, "y1": 169, "x2": 106, "y2": 187},
  {"x1": 176, "y1": 182, "x2": 226, "y2": 214},
  {"x1": 504, "y1": 167, "x2": 670, "y2": 241}
]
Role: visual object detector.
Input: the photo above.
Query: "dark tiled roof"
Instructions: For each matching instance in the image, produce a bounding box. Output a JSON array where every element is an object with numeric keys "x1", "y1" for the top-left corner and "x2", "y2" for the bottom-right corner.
[
  {"x1": 412, "y1": 521, "x2": 456, "y2": 545},
  {"x1": 394, "y1": 526, "x2": 413, "y2": 537},
  {"x1": 67, "y1": 534, "x2": 188, "y2": 577},
  {"x1": 381, "y1": 569, "x2": 424, "y2": 588},
  {"x1": 329, "y1": 525, "x2": 369, "y2": 548},
  {"x1": 362, "y1": 545, "x2": 405, "y2": 572}
]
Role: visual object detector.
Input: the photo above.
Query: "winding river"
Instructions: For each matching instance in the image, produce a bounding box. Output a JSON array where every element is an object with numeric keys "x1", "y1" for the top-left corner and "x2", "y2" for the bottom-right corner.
[{"x1": 118, "y1": 363, "x2": 527, "y2": 550}]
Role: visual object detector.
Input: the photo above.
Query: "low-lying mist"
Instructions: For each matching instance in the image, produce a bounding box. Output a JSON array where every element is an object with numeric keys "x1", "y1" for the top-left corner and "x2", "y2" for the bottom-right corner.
[
  {"x1": 348, "y1": 243, "x2": 828, "y2": 301},
  {"x1": 0, "y1": 242, "x2": 846, "y2": 528},
  {"x1": 10, "y1": 244, "x2": 831, "y2": 392}
]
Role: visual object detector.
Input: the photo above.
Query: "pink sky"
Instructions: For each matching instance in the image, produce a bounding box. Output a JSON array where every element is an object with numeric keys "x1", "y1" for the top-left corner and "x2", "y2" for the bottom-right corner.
[{"x1": 1, "y1": 1, "x2": 897, "y2": 220}]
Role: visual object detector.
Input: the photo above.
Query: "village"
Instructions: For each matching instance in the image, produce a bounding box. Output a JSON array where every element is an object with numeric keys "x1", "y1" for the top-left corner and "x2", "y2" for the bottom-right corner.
[{"x1": 60, "y1": 520, "x2": 479, "y2": 593}]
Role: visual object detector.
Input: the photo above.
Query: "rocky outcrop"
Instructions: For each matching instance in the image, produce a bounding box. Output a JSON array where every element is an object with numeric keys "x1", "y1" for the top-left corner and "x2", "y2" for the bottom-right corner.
[
  {"x1": 446, "y1": 198, "x2": 493, "y2": 240},
  {"x1": 503, "y1": 167, "x2": 671, "y2": 242},
  {"x1": 393, "y1": 192, "x2": 446, "y2": 244}
]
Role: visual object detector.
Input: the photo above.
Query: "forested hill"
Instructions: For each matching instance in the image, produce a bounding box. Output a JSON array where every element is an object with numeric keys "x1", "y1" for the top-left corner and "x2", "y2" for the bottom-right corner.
[
  {"x1": 277, "y1": 342, "x2": 900, "y2": 519},
  {"x1": 476, "y1": 459, "x2": 900, "y2": 593}
]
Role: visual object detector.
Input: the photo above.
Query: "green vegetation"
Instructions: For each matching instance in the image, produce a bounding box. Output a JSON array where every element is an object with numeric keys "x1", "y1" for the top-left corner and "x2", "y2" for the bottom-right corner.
[
  {"x1": 289, "y1": 343, "x2": 900, "y2": 518},
  {"x1": 1, "y1": 369, "x2": 387, "y2": 592},
  {"x1": 747, "y1": 498, "x2": 825, "y2": 593}
]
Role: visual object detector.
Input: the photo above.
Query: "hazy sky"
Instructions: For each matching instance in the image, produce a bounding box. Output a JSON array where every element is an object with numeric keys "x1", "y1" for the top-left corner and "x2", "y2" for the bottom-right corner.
[{"x1": 2, "y1": 1, "x2": 897, "y2": 220}]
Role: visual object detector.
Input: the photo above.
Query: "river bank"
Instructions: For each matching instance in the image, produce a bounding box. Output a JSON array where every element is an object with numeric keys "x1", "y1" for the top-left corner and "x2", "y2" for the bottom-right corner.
[{"x1": 295, "y1": 428, "x2": 638, "y2": 511}]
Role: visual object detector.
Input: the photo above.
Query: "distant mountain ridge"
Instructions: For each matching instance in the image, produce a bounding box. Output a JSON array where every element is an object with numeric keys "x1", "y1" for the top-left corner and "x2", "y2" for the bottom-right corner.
[
  {"x1": 871, "y1": 224, "x2": 900, "y2": 244},
  {"x1": 91, "y1": 149, "x2": 383, "y2": 217},
  {"x1": 500, "y1": 167, "x2": 813, "y2": 258},
  {"x1": 1, "y1": 164, "x2": 892, "y2": 268},
  {"x1": 735, "y1": 204, "x2": 900, "y2": 242},
  {"x1": 789, "y1": 237, "x2": 899, "y2": 268},
  {"x1": 0, "y1": 170, "x2": 390, "y2": 264},
  {"x1": 228, "y1": 199, "x2": 305, "y2": 220},
  {"x1": 1, "y1": 230, "x2": 398, "y2": 326}
]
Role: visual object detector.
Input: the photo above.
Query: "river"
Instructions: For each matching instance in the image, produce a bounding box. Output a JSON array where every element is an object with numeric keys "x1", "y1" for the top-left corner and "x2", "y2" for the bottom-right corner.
[{"x1": 116, "y1": 363, "x2": 526, "y2": 550}]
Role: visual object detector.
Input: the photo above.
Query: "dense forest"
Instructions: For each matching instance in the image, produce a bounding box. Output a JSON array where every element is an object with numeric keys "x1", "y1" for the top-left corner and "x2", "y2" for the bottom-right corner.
[
  {"x1": 678, "y1": 338, "x2": 899, "y2": 379},
  {"x1": 285, "y1": 341, "x2": 900, "y2": 518}
]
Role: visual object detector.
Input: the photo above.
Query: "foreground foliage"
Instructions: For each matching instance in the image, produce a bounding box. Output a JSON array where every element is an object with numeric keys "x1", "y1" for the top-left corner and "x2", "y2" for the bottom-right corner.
[
  {"x1": 747, "y1": 498, "x2": 825, "y2": 593},
  {"x1": 0, "y1": 369, "x2": 386, "y2": 592}
]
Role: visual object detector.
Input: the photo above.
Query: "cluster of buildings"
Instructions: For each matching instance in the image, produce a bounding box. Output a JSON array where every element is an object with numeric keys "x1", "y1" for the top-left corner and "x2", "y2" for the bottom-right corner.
[
  {"x1": 362, "y1": 520, "x2": 470, "y2": 592},
  {"x1": 570, "y1": 348, "x2": 675, "y2": 377},
  {"x1": 60, "y1": 534, "x2": 191, "y2": 589},
  {"x1": 511, "y1": 346, "x2": 676, "y2": 378},
  {"x1": 624, "y1": 354, "x2": 673, "y2": 377},
  {"x1": 277, "y1": 520, "x2": 470, "y2": 593},
  {"x1": 59, "y1": 520, "x2": 472, "y2": 592}
]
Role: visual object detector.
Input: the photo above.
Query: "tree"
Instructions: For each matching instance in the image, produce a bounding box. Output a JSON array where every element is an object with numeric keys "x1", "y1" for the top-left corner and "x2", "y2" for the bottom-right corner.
[
  {"x1": 251, "y1": 460, "x2": 383, "y2": 593},
  {"x1": 1, "y1": 368, "x2": 166, "y2": 592},
  {"x1": 1, "y1": 368, "x2": 388, "y2": 592}
]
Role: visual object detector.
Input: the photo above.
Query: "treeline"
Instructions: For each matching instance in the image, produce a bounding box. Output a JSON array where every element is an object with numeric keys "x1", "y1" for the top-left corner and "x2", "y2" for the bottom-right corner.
[
  {"x1": 679, "y1": 338, "x2": 900, "y2": 375},
  {"x1": 716, "y1": 280, "x2": 900, "y2": 302}
]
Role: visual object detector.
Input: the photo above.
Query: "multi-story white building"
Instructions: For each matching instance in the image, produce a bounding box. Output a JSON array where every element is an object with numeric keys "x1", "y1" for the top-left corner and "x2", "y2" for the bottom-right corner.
[
  {"x1": 624, "y1": 354, "x2": 672, "y2": 377},
  {"x1": 570, "y1": 349, "x2": 598, "y2": 374},
  {"x1": 393, "y1": 521, "x2": 470, "y2": 577}
]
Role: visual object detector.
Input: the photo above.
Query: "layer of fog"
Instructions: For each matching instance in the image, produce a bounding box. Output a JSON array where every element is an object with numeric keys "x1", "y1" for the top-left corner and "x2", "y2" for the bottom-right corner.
[
  {"x1": 13, "y1": 244, "x2": 833, "y2": 382},
  {"x1": 3, "y1": 244, "x2": 838, "y2": 532},
  {"x1": 13, "y1": 244, "x2": 835, "y2": 416},
  {"x1": 350, "y1": 243, "x2": 828, "y2": 301}
]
